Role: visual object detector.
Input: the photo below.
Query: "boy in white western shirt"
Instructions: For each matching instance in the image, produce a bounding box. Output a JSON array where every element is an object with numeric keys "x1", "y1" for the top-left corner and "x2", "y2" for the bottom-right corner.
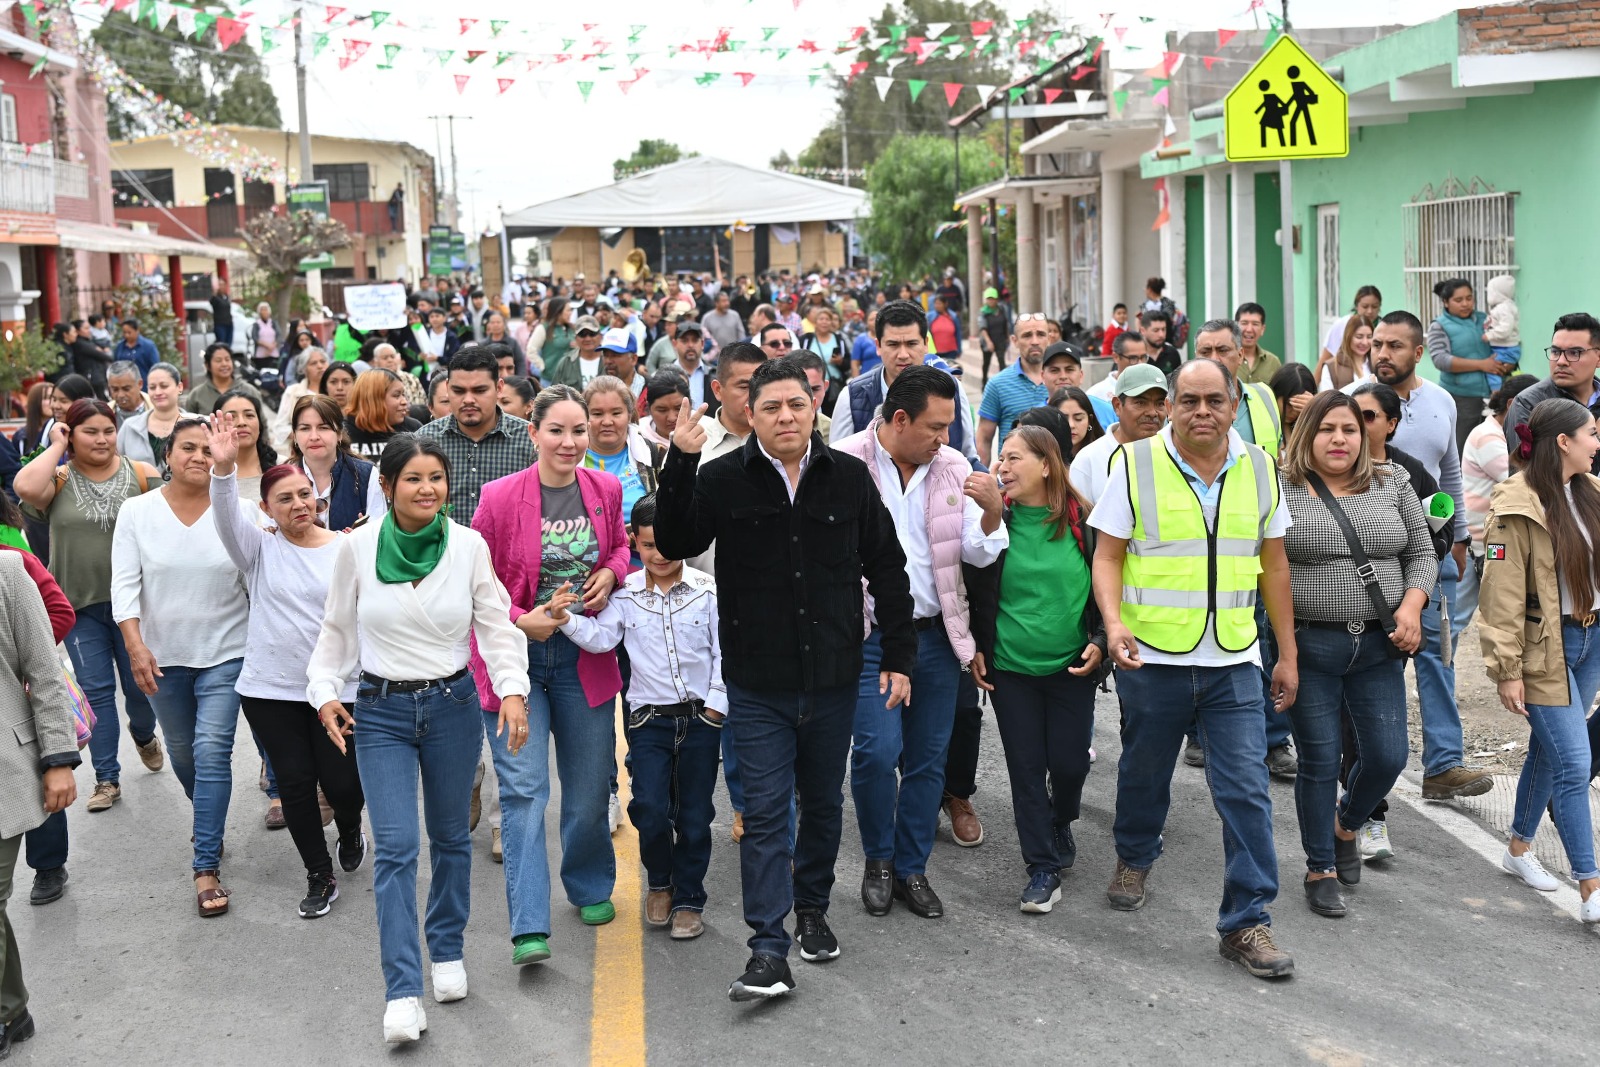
[{"x1": 553, "y1": 494, "x2": 726, "y2": 940}]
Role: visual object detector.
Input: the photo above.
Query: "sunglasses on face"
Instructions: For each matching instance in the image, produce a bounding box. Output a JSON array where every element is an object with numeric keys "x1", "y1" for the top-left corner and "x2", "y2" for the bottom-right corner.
[
  {"x1": 576, "y1": 330, "x2": 599, "y2": 338},
  {"x1": 1360, "y1": 409, "x2": 1383, "y2": 423},
  {"x1": 764, "y1": 338, "x2": 795, "y2": 349}
]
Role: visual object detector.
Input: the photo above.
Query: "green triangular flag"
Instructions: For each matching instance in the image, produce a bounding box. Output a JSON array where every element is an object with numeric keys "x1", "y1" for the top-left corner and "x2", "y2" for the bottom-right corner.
[
  {"x1": 1016, "y1": 17, "x2": 1033, "y2": 29},
  {"x1": 888, "y1": 24, "x2": 907, "y2": 42},
  {"x1": 1138, "y1": 15, "x2": 1155, "y2": 22},
  {"x1": 1151, "y1": 77, "x2": 1170, "y2": 91},
  {"x1": 808, "y1": 73, "x2": 822, "y2": 87},
  {"x1": 630, "y1": 24, "x2": 645, "y2": 42},
  {"x1": 577, "y1": 81, "x2": 593, "y2": 101},
  {"x1": 371, "y1": 11, "x2": 388, "y2": 29},
  {"x1": 490, "y1": 19, "x2": 507, "y2": 37},
  {"x1": 312, "y1": 31, "x2": 329, "y2": 57},
  {"x1": 562, "y1": 38, "x2": 574, "y2": 50},
  {"x1": 1008, "y1": 85, "x2": 1026, "y2": 103},
  {"x1": 385, "y1": 43, "x2": 401, "y2": 64},
  {"x1": 982, "y1": 39, "x2": 998, "y2": 55},
  {"x1": 763, "y1": 27, "x2": 778, "y2": 41},
  {"x1": 1035, "y1": 57, "x2": 1052, "y2": 73},
  {"x1": 20, "y1": 2, "x2": 40, "y2": 27},
  {"x1": 436, "y1": 49, "x2": 453, "y2": 66},
  {"x1": 726, "y1": 40, "x2": 743, "y2": 53},
  {"x1": 496, "y1": 52, "x2": 513, "y2": 66},
  {"x1": 260, "y1": 29, "x2": 278, "y2": 53},
  {"x1": 908, "y1": 79, "x2": 927, "y2": 101},
  {"x1": 193, "y1": 11, "x2": 216, "y2": 36},
  {"x1": 1113, "y1": 89, "x2": 1128, "y2": 112},
  {"x1": 133, "y1": 0, "x2": 154, "y2": 27},
  {"x1": 777, "y1": 48, "x2": 789, "y2": 59},
  {"x1": 627, "y1": 53, "x2": 640, "y2": 64},
  {"x1": 695, "y1": 72, "x2": 721, "y2": 86},
  {"x1": 1046, "y1": 30, "x2": 1062, "y2": 49},
  {"x1": 1264, "y1": 28, "x2": 1281, "y2": 47},
  {"x1": 28, "y1": 55, "x2": 47, "y2": 76}
]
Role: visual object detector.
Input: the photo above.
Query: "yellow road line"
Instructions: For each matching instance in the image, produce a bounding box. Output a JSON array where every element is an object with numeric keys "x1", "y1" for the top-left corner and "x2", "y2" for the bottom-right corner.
[{"x1": 590, "y1": 701, "x2": 646, "y2": 1067}]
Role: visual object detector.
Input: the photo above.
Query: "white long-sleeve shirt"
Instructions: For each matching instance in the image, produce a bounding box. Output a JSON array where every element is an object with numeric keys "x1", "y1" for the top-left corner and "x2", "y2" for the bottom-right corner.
[
  {"x1": 306, "y1": 520, "x2": 530, "y2": 708},
  {"x1": 111, "y1": 489, "x2": 249, "y2": 668},
  {"x1": 210, "y1": 471, "x2": 355, "y2": 703},
  {"x1": 559, "y1": 567, "x2": 727, "y2": 715}
]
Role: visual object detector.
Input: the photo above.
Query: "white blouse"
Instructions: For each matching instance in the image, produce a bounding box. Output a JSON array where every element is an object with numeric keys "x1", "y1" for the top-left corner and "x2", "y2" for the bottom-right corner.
[
  {"x1": 111, "y1": 489, "x2": 250, "y2": 668},
  {"x1": 306, "y1": 519, "x2": 530, "y2": 708}
]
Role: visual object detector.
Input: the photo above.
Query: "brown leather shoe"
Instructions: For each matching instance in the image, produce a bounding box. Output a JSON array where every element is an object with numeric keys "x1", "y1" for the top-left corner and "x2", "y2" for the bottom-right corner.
[
  {"x1": 490, "y1": 827, "x2": 503, "y2": 863},
  {"x1": 669, "y1": 909, "x2": 704, "y2": 940},
  {"x1": 944, "y1": 796, "x2": 983, "y2": 847},
  {"x1": 1106, "y1": 859, "x2": 1149, "y2": 911},
  {"x1": 469, "y1": 780, "x2": 482, "y2": 831},
  {"x1": 1219, "y1": 924, "x2": 1295, "y2": 978},
  {"x1": 645, "y1": 889, "x2": 672, "y2": 927},
  {"x1": 1421, "y1": 766, "x2": 1494, "y2": 800},
  {"x1": 731, "y1": 811, "x2": 745, "y2": 843}
]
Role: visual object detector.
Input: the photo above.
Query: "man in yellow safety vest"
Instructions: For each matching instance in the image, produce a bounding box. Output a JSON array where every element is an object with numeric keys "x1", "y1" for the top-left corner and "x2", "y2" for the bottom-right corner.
[{"x1": 1087, "y1": 357, "x2": 1300, "y2": 981}]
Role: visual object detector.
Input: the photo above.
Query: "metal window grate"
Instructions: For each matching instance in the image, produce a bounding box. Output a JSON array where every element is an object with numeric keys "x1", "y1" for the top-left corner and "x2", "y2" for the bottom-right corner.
[{"x1": 1402, "y1": 188, "x2": 1517, "y2": 317}]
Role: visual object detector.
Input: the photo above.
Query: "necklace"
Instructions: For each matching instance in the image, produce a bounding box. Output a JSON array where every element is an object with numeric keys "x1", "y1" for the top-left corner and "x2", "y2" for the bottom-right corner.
[{"x1": 68, "y1": 462, "x2": 133, "y2": 531}]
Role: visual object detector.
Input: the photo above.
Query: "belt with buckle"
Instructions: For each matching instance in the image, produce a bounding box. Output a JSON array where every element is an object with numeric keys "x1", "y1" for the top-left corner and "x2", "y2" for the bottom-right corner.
[
  {"x1": 636, "y1": 699, "x2": 704, "y2": 717},
  {"x1": 913, "y1": 616, "x2": 940, "y2": 632},
  {"x1": 1297, "y1": 618, "x2": 1383, "y2": 635},
  {"x1": 359, "y1": 666, "x2": 470, "y2": 694},
  {"x1": 1563, "y1": 613, "x2": 1599, "y2": 628}
]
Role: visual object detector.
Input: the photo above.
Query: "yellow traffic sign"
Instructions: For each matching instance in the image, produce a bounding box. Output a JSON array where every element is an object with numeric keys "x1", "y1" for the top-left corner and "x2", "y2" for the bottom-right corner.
[{"x1": 1223, "y1": 36, "x2": 1348, "y2": 162}]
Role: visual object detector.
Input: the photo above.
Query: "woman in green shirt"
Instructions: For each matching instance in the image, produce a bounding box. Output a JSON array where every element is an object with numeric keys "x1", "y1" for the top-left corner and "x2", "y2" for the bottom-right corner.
[{"x1": 969, "y1": 423, "x2": 1106, "y2": 916}]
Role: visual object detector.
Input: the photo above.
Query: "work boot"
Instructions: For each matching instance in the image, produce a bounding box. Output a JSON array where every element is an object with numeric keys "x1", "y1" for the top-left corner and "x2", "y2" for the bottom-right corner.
[
  {"x1": 1422, "y1": 766, "x2": 1493, "y2": 800},
  {"x1": 1106, "y1": 859, "x2": 1149, "y2": 911},
  {"x1": 1219, "y1": 924, "x2": 1295, "y2": 979}
]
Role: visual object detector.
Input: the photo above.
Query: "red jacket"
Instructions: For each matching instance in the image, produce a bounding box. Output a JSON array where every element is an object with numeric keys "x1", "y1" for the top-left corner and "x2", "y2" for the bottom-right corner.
[
  {"x1": 3, "y1": 545, "x2": 74, "y2": 642},
  {"x1": 468, "y1": 464, "x2": 630, "y2": 710}
]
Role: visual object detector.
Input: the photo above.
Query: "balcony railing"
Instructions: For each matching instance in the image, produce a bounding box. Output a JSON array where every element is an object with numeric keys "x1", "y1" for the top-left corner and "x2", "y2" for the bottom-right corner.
[
  {"x1": 0, "y1": 142, "x2": 54, "y2": 215},
  {"x1": 54, "y1": 158, "x2": 89, "y2": 200}
]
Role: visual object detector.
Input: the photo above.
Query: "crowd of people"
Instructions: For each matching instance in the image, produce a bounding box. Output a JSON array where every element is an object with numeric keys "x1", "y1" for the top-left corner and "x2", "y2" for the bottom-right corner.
[{"x1": 2, "y1": 262, "x2": 1598, "y2": 1055}]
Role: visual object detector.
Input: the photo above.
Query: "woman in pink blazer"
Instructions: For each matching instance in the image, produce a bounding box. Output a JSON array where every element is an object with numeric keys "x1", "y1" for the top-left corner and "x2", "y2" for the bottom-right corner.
[{"x1": 469, "y1": 384, "x2": 629, "y2": 966}]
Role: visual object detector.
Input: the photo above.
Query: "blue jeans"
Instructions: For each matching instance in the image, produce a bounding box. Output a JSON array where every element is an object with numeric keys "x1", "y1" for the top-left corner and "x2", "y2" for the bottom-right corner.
[
  {"x1": 1114, "y1": 663, "x2": 1279, "y2": 934},
  {"x1": 487, "y1": 632, "x2": 614, "y2": 940},
  {"x1": 1512, "y1": 620, "x2": 1600, "y2": 881},
  {"x1": 354, "y1": 675, "x2": 481, "y2": 1001},
  {"x1": 66, "y1": 601, "x2": 157, "y2": 786},
  {"x1": 1416, "y1": 555, "x2": 1465, "y2": 776},
  {"x1": 628, "y1": 710, "x2": 721, "y2": 911},
  {"x1": 1286, "y1": 626, "x2": 1409, "y2": 872},
  {"x1": 721, "y1": 704, "x2": 798, "y2": 848},
  {"x1": 851, "y1": 628, "x2": 960, "y2": 879},
  {"x1": 147, "y1": 659, "x2": 243, "y2": 872},
  {"x1": 727, "y1": 680, "x2": 856, "y2": 959},
  {"x1": 1451, "y1": 553, "x2": 1481, "y2": 637},
  {"x1": 1256, "y1": 600, "x2": 1293, "y2": 750}
]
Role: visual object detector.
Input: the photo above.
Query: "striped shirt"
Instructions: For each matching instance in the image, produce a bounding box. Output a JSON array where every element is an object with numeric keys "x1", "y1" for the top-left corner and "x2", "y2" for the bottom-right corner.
[
  {"x1": 414, "y1": 411, "x2": 535, "y2": 525},
  {"x1": 978, "y1": 361, "x2": 1049, "y2": 442}
]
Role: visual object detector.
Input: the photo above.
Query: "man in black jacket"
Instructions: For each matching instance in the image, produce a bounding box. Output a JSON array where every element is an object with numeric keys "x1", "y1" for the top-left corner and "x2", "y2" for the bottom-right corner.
[{"x1": 654, "y1": 355, "x2": 916, "y2": 1004}]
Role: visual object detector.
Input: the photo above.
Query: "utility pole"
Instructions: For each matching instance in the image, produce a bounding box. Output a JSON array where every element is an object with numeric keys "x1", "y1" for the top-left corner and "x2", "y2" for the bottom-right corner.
[
  {"x1": 293, "y1": 6, "x2": 321, "y2": 307},
  {"x1": 1278, "y1": 0, "x2": 1296, "y2": 361},
  {"x1": 427, "y1": 114, "x2": 471, "y2": 229}
]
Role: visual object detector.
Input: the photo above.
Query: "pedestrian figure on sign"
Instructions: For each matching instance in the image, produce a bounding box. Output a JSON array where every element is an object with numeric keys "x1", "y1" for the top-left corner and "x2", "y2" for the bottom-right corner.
[
  {"x1": 1287, "y1": 66, "x2": 1319, "y2": 147},
  {"x1": 1255, "y1": 80, "x2": 1288, "y2": 148}
]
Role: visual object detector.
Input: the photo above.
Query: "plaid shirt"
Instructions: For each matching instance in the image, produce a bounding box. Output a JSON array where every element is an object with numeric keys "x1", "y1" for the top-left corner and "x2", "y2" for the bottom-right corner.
[{"x1": 415, "y1": 411, "x2": 535, "y2": 525}]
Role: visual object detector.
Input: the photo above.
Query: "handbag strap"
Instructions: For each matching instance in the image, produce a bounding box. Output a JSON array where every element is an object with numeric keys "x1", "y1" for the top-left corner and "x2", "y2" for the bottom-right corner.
[{"x1": 1304, "y1": 471, "x2": 1396, "y2": 633}]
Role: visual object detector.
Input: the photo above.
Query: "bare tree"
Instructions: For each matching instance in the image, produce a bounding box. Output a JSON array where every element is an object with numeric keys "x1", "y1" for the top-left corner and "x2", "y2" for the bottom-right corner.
[{"x1": 239, "y1": 210, "x2": 352, "y2": 329}]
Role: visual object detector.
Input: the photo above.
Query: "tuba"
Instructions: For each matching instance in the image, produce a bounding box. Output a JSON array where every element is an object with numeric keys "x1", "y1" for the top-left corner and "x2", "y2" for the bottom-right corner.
[{"x1": 620, "y1": 248, "x2": 652, "y2": 285}]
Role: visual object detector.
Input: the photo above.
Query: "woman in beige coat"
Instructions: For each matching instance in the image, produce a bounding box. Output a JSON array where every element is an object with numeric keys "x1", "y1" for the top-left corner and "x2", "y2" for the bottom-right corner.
[
  {"x1": 1478, "y1": 397, "x2": 1600, "y2": 922},
  {"x1": 0, "y1": 550, "x2": 80, "y2": 1056}
]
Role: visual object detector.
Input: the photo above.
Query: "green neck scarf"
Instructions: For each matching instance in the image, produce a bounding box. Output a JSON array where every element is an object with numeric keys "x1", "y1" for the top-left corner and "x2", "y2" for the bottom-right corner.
[{"x1": 375, "y1": 510, "x2": 449, "y2": 584}]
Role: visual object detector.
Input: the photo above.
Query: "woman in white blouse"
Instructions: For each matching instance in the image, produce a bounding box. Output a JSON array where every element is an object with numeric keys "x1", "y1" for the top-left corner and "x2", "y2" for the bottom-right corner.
[
  {"x1": 270, "y1": 346, "x2": 329, "y2": 452},
  {"x1": 110, "y1": 418, "x2": 249, "y2": 918},
  {"x1": 307, "y1": 434, "x2": 530, "y2": 1046},
  {"x1": 207, "y1": 414, "x2": 366, "y2": 922}
]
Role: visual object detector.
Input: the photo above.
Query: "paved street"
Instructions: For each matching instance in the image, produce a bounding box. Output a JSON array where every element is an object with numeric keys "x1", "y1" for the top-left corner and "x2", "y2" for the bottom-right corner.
[{"x1": 10, "y1": 685, "x2": 1598, "y2": 1067}]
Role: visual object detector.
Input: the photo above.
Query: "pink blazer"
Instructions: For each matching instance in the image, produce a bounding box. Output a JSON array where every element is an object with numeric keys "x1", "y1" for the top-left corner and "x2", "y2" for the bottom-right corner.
[{"x1": 468, "y1": 464, "x2": 629, "y2": 710}]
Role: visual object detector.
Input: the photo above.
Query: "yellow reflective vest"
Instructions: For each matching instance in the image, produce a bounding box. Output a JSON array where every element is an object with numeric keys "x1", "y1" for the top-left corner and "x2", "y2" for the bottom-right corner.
[
  {"x1": 1118, "y1": 435, "x2": 1279, "y2": 654},
  {"x1": 1240, "y1": 380, "x2": 1283, "y2": 457}
]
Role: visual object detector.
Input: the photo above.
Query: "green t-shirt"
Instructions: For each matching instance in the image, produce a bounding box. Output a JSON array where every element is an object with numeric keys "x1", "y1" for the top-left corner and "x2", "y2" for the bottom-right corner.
[
  {"x1": 23, "y1": 459, "x2": 153, "y2": 609},
  {"x1": 993, "y1": 504, "x2": 1091, "y2": 676}
]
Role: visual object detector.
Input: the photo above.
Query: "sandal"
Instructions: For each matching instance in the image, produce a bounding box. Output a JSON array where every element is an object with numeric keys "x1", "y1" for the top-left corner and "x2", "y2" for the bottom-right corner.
[{"x1": 194, "y1": 869, "x2": 231, "y2": 917}]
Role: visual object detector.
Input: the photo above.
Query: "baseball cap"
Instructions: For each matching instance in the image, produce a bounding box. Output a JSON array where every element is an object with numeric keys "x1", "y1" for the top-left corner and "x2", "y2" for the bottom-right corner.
[
  {"x1": 573, "y1": 314, "x2": 602, "y2": 334},
  {"x1": 1042, "y1": 341, "x2": 1084, "y2": 366},
  {"x1": 983, "y1": 287, "x2": 999, "y2": 299},
  {"x1": 675, "y1": 318, "x2": 704, "y2": 336},
  {"x1": 599, "y1": 327, "x2": 636, "y2": 354},
  {"x1": 1113, "y1": 363, "x2": 1170, "y2": 398}
]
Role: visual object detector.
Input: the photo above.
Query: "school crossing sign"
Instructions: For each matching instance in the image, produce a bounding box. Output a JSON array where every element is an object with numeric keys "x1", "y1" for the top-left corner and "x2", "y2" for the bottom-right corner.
[{"x1": 1223, "y1": 36, "x2": 1348, "y2": 162}]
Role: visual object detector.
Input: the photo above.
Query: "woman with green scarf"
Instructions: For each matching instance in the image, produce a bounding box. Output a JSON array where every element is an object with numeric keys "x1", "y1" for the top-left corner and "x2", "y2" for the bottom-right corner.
[
  {"x1": 1427, "y1": 278, "x2": 1501, "y2": 454},
  {"x1": 307, "y1": 433, "x2": 530, "y2": 1047}
]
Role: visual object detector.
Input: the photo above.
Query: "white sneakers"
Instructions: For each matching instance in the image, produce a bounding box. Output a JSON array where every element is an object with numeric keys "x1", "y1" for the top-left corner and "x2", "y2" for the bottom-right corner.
[
  {"x1": 383, "y1": 997, "x2": 427, "y2": 1044},
  {"x1": 1582, "y1": 892, "x2": 1600, "y2": 925},
  {"x1": 431, "y1": 960, "x2": 468, "y2": 1003},
  {"x1": 1501, "y1": 847, "x2": 1561, "y2": 892},
  {"x1": 609, "y1": 793, "x2": 622, "y2": 835},
  {"x1": 1358, "y1": 821, "x2": 1394, "y2": 861}
]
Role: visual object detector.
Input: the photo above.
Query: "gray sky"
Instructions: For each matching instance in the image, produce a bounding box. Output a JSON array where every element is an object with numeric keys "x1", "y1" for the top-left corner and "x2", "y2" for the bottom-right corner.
[{"x1": 229, "y1": 0, "x2": 1461, "y2": 234}]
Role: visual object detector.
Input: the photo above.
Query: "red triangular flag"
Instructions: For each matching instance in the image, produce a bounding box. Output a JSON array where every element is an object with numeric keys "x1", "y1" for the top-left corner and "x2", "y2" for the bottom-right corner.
[
  {"x1": 497, "y1": 78, "x2": 515, "y2": 94},
  {"x1": 453, "y1": 74, "x2": 470, "y2": 93},
  {"x1": 1071, "y1": 65, "x2": 1096, "y2": 81},
  {"x1": 970, "y1": 20, "x2": 993, "y2": 35},
  {"x1": 848, "y1": 61, "x2": 868, "y2": 83},
  {"x1": 1203, "y1": 55, "x2": 1219, "y2": 70},
  {"x1": 323, "y1": 6, "x2": 345, "y2": 23},
  {"x1": 1092, "y1": 40, "x2": 1104, "y2": 63},
  {"x1": 1043, "y1": 88, "x2": 1063, "y2": 104},
  {"x1": 459, "y1": 18, "x2": 476, "y2": 34},
  {"x1": 1163, "y1": 51, "x2": 1180, "y2": 73},
  {"x1": 1218, "y1": 28, "x2": 1237, "y2": 48},
  {"x1": 734, "y1": 72, "x2": 755, "y2": 86},
  {"x1": 943, "y1": 82, "x2": 963, "y2": 107},
  {"x1": 1113, "y1": 26, "x2": 1127, "y2": 42},
  {"x1": 215, "y1": 16, "x2": 248, "y2": 50}
]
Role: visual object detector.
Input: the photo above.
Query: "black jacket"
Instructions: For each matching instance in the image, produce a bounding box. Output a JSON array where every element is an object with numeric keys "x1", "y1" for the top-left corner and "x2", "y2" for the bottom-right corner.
[
  {"x1": 654, "y1": 432, "x2": 915, "y2": 692},
  {"x1": 964, "y1": 502, "x2": 1110, "y2": 685},
  {"x1": 1503, "y1": 375, "x2": 1600, "y2": 475}
]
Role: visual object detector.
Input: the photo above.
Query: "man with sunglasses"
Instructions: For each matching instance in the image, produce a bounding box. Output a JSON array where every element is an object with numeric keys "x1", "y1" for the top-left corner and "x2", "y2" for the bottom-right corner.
[
  {"x1": 758, "y1": 322, "x2": 798, "y2": 358},
  {"x1": 976, "y1": 311, "x2": 1053, "y2": 467},
  {"x1": 1087, "y1": 333, "x2": 1150, "y2": 402},
  {"x1": 548, "y1": 314, "x2": 606, "y2": 389},
  {"x1": 1501, "y1": 312, "x2": 1600, "y2": 471},
  {"x1": 827, "y1": 301, "x2": 977, "y2": 468}
]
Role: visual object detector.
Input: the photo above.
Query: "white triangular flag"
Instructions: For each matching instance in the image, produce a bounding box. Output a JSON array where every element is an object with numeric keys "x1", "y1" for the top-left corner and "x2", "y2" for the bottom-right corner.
[
  {"x1": 1074, "y1": 90, "x2": 1092, "y2": 104},
  {"x1": 886, "y1": 57, "x2": 905, "y2": 73},
  {"x1": 153, "y1": 1, "x2": 175, "y2": 30},
  {"x1": 1113, "y1": 71, "x2": 1135, "y2": 90},
  {"x1": 926, "y1": 22, "x2": 951, "y2": 39},
  {"x1": 874, "y1": 76, "x2": 894, "y2": 101},
  {"x1": 974, "y1": 83, "x2": 995, "y2": 102},
  {"x1": 868, "y1": 36, "x2": 888, "y2": 51},
  {"x1": 945, "y1": 43, "x2": 966, "y2": 59},
  {"x1": 174, "y1": 5, "x2": 197, "y2": 36},
  {"x1": 1164, "y1": 113, "x2": 1177, "y2": 136}
]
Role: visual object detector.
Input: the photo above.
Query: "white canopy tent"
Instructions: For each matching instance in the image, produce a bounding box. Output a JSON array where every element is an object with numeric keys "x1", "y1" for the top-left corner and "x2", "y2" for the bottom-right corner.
[{"x1": 503, "y1": 156, "x2": 865, "y2": 236}]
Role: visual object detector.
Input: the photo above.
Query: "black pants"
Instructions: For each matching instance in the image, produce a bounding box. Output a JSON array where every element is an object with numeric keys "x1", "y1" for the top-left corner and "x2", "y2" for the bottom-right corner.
[
  {"x1": 991, "y1": 666, "x2": 1098, "y2": 874},
  {"x1": 943, "y1": 670, "x2": 982, "y2": 799},
  {"x1": 240, "y1": 696, "x2": 365, "y2": 877}
]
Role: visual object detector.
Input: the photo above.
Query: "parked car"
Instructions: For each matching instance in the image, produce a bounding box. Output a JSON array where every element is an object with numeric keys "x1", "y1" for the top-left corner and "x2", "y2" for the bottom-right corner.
[{"x1": 183, "y1": 299, "x2": 252, "y2": 379}]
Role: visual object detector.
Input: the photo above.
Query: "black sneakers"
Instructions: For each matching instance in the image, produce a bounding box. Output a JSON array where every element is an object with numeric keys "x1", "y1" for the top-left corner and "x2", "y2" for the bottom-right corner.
[
  {"x1": 728, "y1": 954, "x2": 795, "y2": 1002},
  {"x1": 794, "y1": 910, "x2": 840, "y2": 962},
  {"x1": 1054, "y1": 824, "x2": 1078, "y2": 870},
  {"x1": 338, "y1": 830, "x2": 368, "y2": 873},
  {"x1": 299, "y1": 872, "x2": 339, "y2": 919}
]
